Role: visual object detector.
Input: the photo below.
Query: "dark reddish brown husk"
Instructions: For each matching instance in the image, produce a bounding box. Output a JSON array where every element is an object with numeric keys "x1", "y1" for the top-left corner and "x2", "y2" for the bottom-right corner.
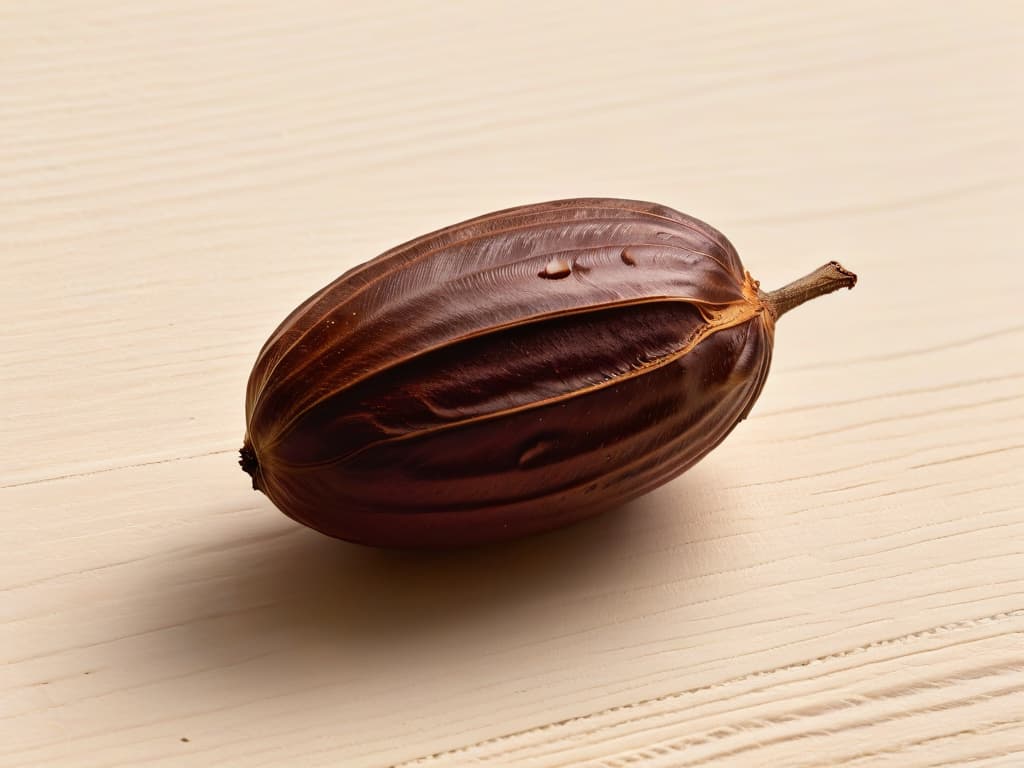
[{"x1": 241, "y1": 198, "x2": 855, "y2": 548}]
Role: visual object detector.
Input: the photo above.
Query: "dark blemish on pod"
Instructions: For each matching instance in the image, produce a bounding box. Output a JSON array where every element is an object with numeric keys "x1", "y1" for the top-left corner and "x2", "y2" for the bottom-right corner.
[{"x1": 620, "y1": 248, "x2": 637, "y2": 266}]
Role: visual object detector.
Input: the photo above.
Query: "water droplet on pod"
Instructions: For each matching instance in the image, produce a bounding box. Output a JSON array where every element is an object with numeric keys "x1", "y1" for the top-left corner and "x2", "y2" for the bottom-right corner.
[
  {"x1": 539, "y1": 258, "x2": 572, "y2": 279},
  {"x1": 518, "y1": 437, "x2": 555, "y2": 468}
]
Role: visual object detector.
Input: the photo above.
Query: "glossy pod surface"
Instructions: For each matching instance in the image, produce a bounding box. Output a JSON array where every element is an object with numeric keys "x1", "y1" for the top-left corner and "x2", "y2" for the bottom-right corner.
[{"x1": 241, "y1": 198, "x2": 855, "y2": 547}]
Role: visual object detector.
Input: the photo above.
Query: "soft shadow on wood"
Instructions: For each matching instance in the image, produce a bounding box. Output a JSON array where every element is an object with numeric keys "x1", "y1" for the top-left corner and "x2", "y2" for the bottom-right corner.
[{"x1": 141, "y1": 473, "x2": 728, "y2": 686}]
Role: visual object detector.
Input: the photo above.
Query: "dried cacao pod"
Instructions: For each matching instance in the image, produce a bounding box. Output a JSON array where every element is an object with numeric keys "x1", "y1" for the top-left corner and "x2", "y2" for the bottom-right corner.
[{"x1": 241, "y1": 198, "x2": 855, "y2": 548}]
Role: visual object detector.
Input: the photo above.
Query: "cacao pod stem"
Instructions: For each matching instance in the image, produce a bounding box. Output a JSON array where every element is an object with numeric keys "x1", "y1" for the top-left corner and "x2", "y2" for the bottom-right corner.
[{"x1": 763, "y1": 261, "x2": 857, "y2": 320}]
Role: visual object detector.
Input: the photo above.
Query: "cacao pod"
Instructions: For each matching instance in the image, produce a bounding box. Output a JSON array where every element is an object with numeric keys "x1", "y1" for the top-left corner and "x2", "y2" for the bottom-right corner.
[{"x1": 241, "y1": 198, "x2": 855, "y2": 548}]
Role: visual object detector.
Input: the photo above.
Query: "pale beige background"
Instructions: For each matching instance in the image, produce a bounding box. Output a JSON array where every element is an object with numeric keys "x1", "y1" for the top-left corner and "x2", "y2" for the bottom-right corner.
[{"x1": 2, "y1": 2, "x2": 1022, "y2": 766}]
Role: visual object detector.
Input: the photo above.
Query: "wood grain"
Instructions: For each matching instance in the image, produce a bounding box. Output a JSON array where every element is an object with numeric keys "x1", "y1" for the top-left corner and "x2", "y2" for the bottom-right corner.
[{"x1": 2, "y1": 1, "x2": 1022, "y2": 766}]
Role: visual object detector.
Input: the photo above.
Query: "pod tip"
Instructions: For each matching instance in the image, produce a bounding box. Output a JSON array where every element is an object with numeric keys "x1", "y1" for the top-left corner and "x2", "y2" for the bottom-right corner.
[{"x1": 239, "y1": 440, "x2": 260, "y2": 490}]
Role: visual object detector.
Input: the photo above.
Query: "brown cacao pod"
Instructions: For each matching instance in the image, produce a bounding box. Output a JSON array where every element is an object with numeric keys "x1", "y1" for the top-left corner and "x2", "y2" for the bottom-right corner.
[{"x1": 241, "y1": 198, "x2": 855, "y2": 548}]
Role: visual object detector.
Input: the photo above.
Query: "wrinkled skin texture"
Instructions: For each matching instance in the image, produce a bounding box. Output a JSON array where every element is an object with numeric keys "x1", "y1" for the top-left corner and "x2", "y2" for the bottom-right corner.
[{"x1": 242, "y1": 198, "x2": 776, "y2": 548}]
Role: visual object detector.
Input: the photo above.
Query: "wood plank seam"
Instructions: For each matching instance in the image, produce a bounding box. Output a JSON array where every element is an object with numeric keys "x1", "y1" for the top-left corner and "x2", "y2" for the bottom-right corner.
[
  {"x1": 584, "y1": 680, "x2": 1023, "y2": 767},
  {"x1": 0, "y1": 448, "x2": 236, "y2": 490},
  {"x1": 395, "y1": 609, "x2": 1024, "y2": 766}
]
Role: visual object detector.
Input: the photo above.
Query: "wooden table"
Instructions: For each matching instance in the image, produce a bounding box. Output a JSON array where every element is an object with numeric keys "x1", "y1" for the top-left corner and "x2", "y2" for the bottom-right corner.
[{"x1": 3, "y1": 2, "x2": 1022, "y2": 766}]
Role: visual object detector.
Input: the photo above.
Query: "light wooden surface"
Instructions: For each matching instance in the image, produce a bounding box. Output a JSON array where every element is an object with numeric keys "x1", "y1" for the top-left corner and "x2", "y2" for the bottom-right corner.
[{"x1": 3, "y1": 2, "x2": 1022, "y2": 766}]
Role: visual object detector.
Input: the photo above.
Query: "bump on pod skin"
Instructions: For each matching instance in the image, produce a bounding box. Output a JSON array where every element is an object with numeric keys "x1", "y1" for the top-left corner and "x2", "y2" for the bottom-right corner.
[{"x1": 240, "y1": 198, "x2": 856, "y2": 548}]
